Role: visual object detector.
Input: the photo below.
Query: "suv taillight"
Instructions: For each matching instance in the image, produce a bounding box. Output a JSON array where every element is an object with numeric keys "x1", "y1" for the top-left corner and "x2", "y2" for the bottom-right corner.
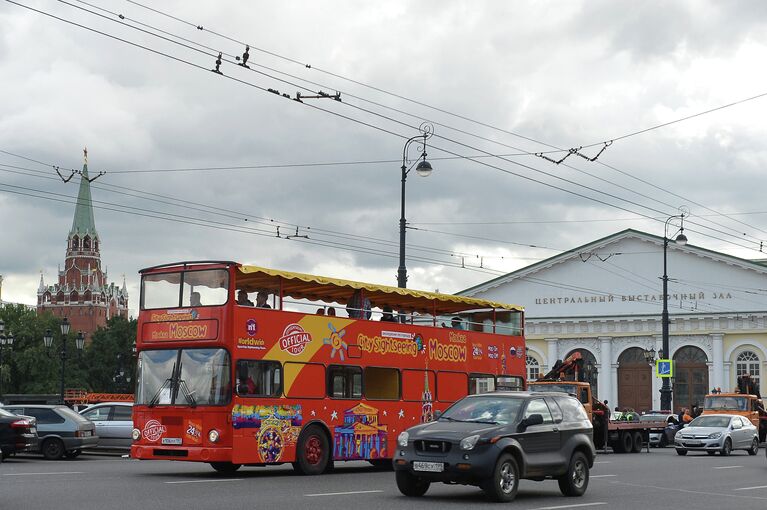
[{"x1": 11, "y1": 419, "x2": 32, "y2": 429}]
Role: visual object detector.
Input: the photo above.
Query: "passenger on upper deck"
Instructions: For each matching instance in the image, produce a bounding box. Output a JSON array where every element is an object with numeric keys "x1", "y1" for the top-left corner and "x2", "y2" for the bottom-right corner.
[
  {"x1": 316, "y1": 308, "x2": 325, "y2": 315},
  {"x1": 381, "y1": 306, "x2": 396, "y2": 322},
  {"x1": 327, "y1": 307, "x2": 336, "y2": 316},
  {"x1": 346, "y1": 289, "x2": 371, "y2": 319},
  {"x1": 256, "y1": 291, "x2": 271, "y2": 309},
  {"x1": 237, "y1": 290, "x2": 254, "y2": 307},
  {"x1": 190, "y1": 291, "x2": 202, "y2": 307}
]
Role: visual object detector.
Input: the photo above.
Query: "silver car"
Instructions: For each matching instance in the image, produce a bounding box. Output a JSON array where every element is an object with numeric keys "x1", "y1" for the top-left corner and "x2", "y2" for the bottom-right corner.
[
  {"x1": 4, "y1": 405, "x2": 98, "y2": 459},
  {"x1": 674, "y1": 414, "x2": 759, "y2": 456},
  {"x1": 80, "y1": 403, "x2": 133, "y2": 450}
]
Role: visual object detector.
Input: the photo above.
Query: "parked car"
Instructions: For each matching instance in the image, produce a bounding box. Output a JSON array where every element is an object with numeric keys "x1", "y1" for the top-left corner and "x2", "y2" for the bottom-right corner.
[
  {"x1": 674, "y1": 414, "x2": 758, "y2": 456},
  {"x1": 640, "y1": 411, "x2": 679, "y2": 447},
  {"x1": 393, "y1": 391, "x2": 596, "y2": 502},
  {"x1": 3, "y1": 405, "x2": 98, "y2": 460},
  {"x1": 0, "y1": 407, "x2": 38, "y2": 459},
  {"x1": 79, "y1": 402, "x2": 133, "y2": 450}
]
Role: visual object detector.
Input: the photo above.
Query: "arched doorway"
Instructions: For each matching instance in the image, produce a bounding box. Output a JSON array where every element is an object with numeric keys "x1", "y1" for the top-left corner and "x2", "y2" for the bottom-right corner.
[
  {"x1": 673, "y1": 346, "x2": 708, "y2": 413},
  {"x1": 565, "y1": 348, "x2": 598, "y2": 399},
  {"x1": 617, "y1": 347, "x2": 652, "y2": 412}
]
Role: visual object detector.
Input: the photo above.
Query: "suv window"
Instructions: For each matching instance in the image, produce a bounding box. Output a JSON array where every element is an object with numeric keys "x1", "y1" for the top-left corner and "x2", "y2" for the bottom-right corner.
[
  {"x1": 523, "y1": 398, "x2": 553, "y2": 424},
  {"x1": 545, "y1": 397, "x2": 563, "y2": 423},
  {"x1": 24, "y1": 408, "x2": 66, "y2": 424},
  {"x1": 554, "y1": 396, "x2": 590, "y2": 422}
]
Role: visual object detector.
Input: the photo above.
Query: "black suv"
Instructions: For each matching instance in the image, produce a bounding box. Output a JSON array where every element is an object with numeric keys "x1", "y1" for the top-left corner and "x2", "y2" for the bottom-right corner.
[{"x1": 393, "y1": 391, "x2": 595, "y2": 502}]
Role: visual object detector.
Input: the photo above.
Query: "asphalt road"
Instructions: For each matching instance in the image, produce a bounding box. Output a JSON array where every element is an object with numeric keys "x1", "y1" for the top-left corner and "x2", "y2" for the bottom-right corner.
[{"x1": 3, "y1": 447, "x2": 767, "y2": 510}]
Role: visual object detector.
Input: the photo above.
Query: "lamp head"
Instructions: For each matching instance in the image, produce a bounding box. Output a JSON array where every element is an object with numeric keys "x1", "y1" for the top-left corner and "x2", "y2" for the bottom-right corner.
[
  {"x1": 6, "y1": 333, "x2": 13, "y2": 347},
  {"x1": 675, "y1": 232, "x2": 688, "y2": 246},
  {"x1": 60, "y1": 317, "x2": 71, "y2": 336},
  {"x1": 415, "y1": 159, "x2": 433, "y2": 177},
  {"x1": 75, "y1": 331, "x2": 85, "y2": 351},
  {"x1": 43, "y1": 328, "x2": 54, "y2": 349},
  {"x1": 0, "y1": 320, "x2": 4, "y2": 335}
]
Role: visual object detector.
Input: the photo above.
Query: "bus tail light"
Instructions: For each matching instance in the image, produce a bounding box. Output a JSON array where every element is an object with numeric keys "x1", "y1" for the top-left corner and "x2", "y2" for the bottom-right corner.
[{"x1": 208, "y1": 429, "x2": 220, "y2": 443}]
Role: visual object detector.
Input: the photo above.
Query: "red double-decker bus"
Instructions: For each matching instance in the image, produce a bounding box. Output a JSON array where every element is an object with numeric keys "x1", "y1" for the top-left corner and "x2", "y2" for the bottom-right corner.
[{"x1": 131, "y1": 261, "x2": 525, "y2": 474}]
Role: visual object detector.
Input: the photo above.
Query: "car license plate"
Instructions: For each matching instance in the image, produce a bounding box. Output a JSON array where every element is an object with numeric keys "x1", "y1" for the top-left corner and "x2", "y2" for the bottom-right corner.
[
  {"x1": 413, "y1": 461, "x2": 444, "y2": 473},
  {"x1": 162, "y1": 437, "x2": 182, "y2": 445},
  {"x1": 81, "y1": 430, "x2": 92, "y2": 437}
]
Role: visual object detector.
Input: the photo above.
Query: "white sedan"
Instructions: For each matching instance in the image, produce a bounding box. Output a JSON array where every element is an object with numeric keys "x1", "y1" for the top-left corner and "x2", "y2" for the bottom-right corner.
[{"x1": 674, "y1": 414, "x2": 759, "y2": 456}]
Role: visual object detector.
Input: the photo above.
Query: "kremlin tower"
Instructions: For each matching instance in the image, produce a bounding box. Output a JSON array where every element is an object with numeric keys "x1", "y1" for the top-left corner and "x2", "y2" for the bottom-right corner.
[{"x1": 36, "y1": 149, "x2": 128, "y2": 340}]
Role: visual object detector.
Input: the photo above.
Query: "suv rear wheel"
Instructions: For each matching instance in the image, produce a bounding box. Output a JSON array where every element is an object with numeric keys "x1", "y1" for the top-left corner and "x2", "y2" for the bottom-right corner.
[
  {"x1": 558, "y1": 451, "x2": 589, "y2": 497},
  {"x1": 482, "y1": 454, "x2": 519, "y2": 502},
  {"x1": 395, "y1": 470, "x2": 430, "y2": 497}
]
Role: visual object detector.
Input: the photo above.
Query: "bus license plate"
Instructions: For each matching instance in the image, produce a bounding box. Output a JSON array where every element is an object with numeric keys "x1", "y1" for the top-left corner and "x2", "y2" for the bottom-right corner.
[
  {"x1": 162, "y1": 437, "x2": 182, "y2": 445},
  {"x1": 413, "y1": 461, "x2": 444, "y2": 472}
]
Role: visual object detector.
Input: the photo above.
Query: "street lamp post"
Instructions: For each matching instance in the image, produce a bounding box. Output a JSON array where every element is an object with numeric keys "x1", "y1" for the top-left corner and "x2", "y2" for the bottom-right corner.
[
  {"x1": 661, "y1": 213, "x2": 688, "y2": 412},
  {"x1": 397, "y1": 123, "x2": 435, "y2": 289},
  {"x1": 43, "y1": 318, "x2": 85, "y2": 404},
  {"x1": 0, "y1": 321, "x2": 15, "y2": 400}
]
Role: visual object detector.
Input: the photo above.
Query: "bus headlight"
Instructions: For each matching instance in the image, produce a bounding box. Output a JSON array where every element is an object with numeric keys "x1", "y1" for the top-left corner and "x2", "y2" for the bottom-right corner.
[
  {"x1": 132, "y1": 428, "x2": 141, "y2": 441},
  {"x1": 397, "y1": 431, "x2": 409, "y2": 447},
  {"x1": 208, "y1": 429, "x2": 221, "y2": 443}
]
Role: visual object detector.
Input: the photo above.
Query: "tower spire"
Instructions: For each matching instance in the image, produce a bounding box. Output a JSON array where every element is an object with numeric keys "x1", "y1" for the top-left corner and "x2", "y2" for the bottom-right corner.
[{"x1": 70, "y1": 148, "x2": 97, "y2": 237}]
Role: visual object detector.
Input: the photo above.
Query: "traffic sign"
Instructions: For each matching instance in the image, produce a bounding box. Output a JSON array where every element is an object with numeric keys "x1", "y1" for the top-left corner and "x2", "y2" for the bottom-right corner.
[{"x1": 656, "y1": 359, "x2": 673, "y2": 378}]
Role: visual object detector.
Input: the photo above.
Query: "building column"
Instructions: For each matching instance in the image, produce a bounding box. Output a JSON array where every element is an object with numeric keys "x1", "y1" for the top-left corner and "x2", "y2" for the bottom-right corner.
[
  {"x1": 598, "y1": 337, "x2": 612, "y2": 405},
  {"x1": 611, "y1": 363, "x2": 619, "y2": 409},
  {"x1": 710, "y1": 333, "x2": 724, "y2": 390},
  {"x1": 545, "y1": 338, "x2": 559, "y2": 371},
  {"x1": 653, "y1": 335, "x2": 662, "y2": 410},
  {"x1": 723, "y1": 362, "x2": 732, "y2": 393}
]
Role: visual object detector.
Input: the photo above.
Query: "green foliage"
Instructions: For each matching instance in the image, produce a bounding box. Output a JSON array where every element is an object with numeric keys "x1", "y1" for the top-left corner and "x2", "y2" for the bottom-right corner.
[{"x1": 0, "y1": 305, "x2": 136, "y2": 397}]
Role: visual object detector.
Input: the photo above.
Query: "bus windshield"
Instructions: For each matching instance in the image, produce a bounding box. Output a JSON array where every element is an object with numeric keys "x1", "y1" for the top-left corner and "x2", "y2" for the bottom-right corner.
[
  {"x1": 136, "y1": 348, "x2": 231, "y2": 406},
  {"x1": 142, "y1": 269, "x2": 229, "y2": 309}
]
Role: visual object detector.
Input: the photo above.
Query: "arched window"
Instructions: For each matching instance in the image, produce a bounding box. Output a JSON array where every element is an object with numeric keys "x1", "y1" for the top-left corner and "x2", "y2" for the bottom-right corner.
[
  {"x1": 71, "y1": 236, "x2": 79, "y2": 250},
  {"x1": 736, "y1": 350, "x2": 760, "y2": 387},
  {"x1": 83, "y1": 236, "x2": 91, "y2": 250},
  {"x1": 526, "y1": 355, "x2": 540, "y2": 381}
]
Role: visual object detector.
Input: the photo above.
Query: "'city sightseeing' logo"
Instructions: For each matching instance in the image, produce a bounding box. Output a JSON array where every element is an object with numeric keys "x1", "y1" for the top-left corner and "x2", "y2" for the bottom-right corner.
[
  {"x1": 142, "y1": 419, "x2": 167, "y2": 442},
  {"x1": 279, "y1": 323, "x2": 312, "y2": 355}
]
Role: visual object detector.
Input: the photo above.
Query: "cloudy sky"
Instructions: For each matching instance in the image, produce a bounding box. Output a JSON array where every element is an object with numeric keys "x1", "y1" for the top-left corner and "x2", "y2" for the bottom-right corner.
[{"x1": 3, "y1": 0, "x2": 767, "y2": 316}]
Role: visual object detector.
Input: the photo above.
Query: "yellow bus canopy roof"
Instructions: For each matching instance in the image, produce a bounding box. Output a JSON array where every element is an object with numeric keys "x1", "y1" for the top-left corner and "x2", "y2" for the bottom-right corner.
[{"x1": 237, "y1": 265, "x2": 523, "y2": 315}]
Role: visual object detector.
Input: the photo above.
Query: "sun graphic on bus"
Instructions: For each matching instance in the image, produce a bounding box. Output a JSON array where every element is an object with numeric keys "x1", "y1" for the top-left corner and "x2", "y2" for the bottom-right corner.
[{"x1": 323, "y1": 323, "x2": 348, "y2": 361}]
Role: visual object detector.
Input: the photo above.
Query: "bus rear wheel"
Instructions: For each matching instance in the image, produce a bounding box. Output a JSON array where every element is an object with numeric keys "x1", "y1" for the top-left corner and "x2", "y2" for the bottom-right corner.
[
  {"x1": 209, "y1": 462, "x2": 241, "y2": 474},
  {"x1": 293, "y1": 425, "x2": 330, "y2": 475}
]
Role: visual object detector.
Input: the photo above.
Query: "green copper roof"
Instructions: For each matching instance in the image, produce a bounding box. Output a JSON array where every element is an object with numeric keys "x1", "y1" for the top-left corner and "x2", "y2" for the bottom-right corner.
[{"x1": 70, "y1": 163, "x2": 97, "y2": 237}]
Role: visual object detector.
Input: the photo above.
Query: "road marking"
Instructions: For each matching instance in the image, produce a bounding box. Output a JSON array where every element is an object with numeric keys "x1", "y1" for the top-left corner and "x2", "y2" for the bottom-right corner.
[
  {"x1": 590, "y1": 475, "x2": 617, "y2": 478},
  {"x1": 593, "y1": 461, "x2": 611, "y2": 464},
  {"x1": 3, "y1": 472, "x2": 84, "y2": 476},
  {"x1": 305, "y1": 490, "x2": 384, "y2": 497},
  {"x1": 712, "y1": 466, "x2": 743, "y2": 469},
  {"x1": 734, "y1": 486, "x2": 767, "y2": 491},
  {"x1": 610, "y1": 480, "x2": 767, "y2": 501},
  {"x1": 530, "y1": 503, "x2": 607, "y2": 510},
  {"x1": 164, "y1": 479, "x2": 243, "y2": 484}
]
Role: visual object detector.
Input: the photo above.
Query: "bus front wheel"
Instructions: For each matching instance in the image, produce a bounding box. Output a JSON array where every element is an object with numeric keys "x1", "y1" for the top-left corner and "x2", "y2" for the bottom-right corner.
[{"x1": 293, "y1": 425, "x2": 330, "y2": 475}]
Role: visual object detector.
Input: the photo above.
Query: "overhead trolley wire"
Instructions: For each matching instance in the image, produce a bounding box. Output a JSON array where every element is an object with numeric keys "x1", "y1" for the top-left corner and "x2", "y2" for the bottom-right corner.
[{"x1": 8, "y1": 0, "x2": 767, "y2": 257}]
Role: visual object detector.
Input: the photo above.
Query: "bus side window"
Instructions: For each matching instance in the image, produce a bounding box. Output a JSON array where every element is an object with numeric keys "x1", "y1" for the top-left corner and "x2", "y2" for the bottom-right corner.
[
  {"x1": 236, "y1": 360, "x2": 282, "y2": 397},
  {"x1": 328, "y1": 365, "x2": 362, "y2": 399},
  {"x1": 469, "y1": 374, "x2": 495, "y2": 394},
  {"x1": 364, "y1": 367, "x2": 400, "y2": 400},
  {"x1": 437, "y1": 372, "x2": 468, "y2": 403}
]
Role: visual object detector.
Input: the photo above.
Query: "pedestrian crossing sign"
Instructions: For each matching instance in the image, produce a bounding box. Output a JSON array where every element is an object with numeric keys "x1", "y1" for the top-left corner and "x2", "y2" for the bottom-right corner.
[{"x1": 656, "y1": 359, "x2": 673, "y2": 378}]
